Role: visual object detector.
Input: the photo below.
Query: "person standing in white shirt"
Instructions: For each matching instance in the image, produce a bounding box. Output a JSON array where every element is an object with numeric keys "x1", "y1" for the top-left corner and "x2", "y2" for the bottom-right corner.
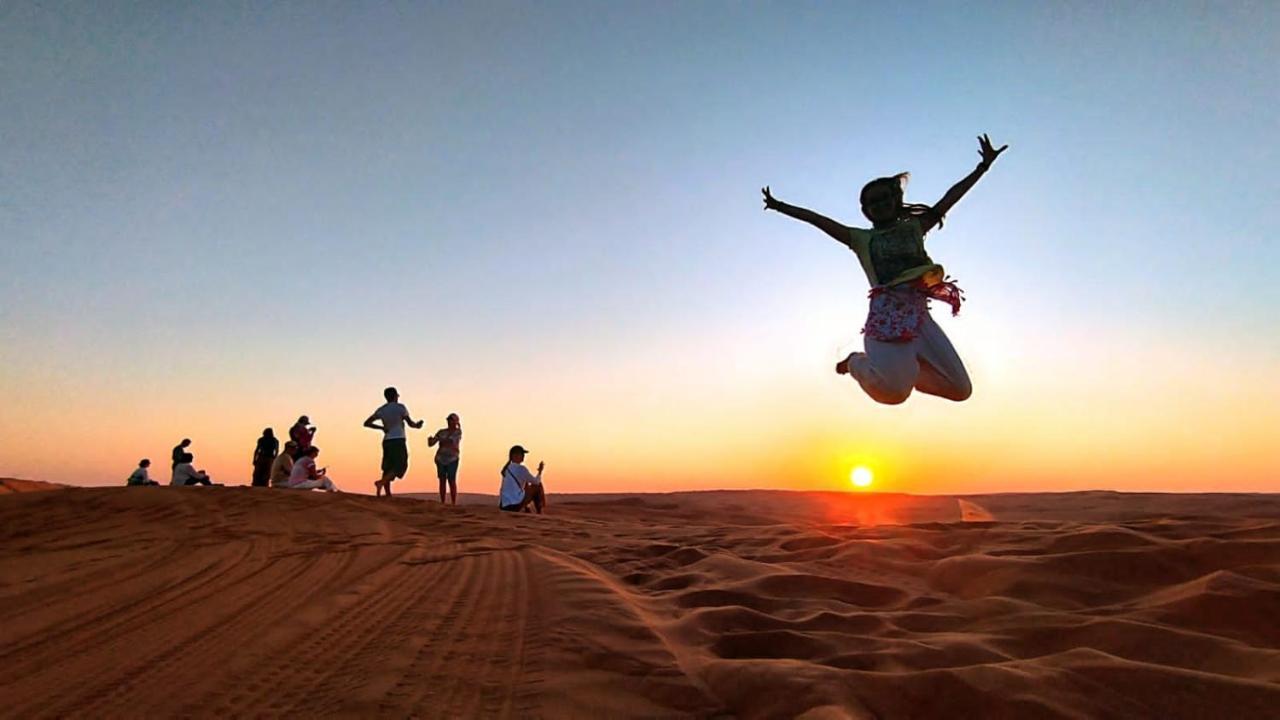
[
  {"x1": 498, "y1": 445, "x2": 546, "y2": 514},
  {"x1": 363, "y1": 386, "x2": 424, "y2": 497}
]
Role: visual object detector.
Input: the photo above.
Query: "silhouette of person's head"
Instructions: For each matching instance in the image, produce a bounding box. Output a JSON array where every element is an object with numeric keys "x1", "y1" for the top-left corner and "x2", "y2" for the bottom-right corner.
[
  {"x1": 860, "y1": 174, "x2": 908, "y2": 225},
  {"x1": 180, "y1": 452, "x2": 194, "y2": 464},
  {"x1": 284, "y1": 441, "x2": 297, "y2": 453},
  {"x1": 447, "y1": 413, "x2": 459, "y2": 428},
  {"x1": 180, "y1": 438, "x2": 191, "y2": 448},
  {"x1": 509, "y1": 445, "x2": 528, "y2": 463},
  {"x1": 297, "y1": 416, "x2": 309, "y2": 426},
  {"x1": 384, "y1": 386, "x2": 398, "y2": 402},
  {"x1": 307, "y1": 446, "x2": 320, "y2": 458},
  {"x1": 139, "y1": 459, "x2": 151, "y2": 468}
]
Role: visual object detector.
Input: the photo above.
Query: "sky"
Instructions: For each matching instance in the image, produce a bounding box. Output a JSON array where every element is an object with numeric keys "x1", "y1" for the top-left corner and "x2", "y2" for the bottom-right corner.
[{"x1": 2, "y1": 2, "x2": 1278, "y2": 495}]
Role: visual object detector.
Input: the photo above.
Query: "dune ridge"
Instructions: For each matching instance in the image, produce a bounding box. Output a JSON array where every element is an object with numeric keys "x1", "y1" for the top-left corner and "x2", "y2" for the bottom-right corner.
[{"x1": 2, "y1": 485, "x2": 1279, "y2": 718}]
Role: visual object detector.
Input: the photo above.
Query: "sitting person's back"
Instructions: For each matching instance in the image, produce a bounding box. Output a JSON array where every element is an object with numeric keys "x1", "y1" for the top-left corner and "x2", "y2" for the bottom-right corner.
[
  {"x1": 270, "y1": 442, "x2": 297, "y2": 488},
  {"x1": 127, "y1": 459, "x2": 158, "y2": 486},
  {"x1": 170, "y1": 452, "x2": 213, "y2": 486}
]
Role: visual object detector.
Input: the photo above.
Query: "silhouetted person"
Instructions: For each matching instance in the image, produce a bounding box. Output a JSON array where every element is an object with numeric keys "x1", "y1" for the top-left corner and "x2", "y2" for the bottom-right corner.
[
  {"x1": 252, "y1": 428, "x2": 278, "y2": 487},
  {"x1": 288, "y1": 446, "x2": 339, "y2": 492},
  {"x1": 270, "y1": 441, "x2": 297, "y2": 488},
  {"x1": 170, "y1": 452, "x2": 213, "y2": 486},
  {"x1": 363, "y1": 386, "x2": 423, "y2": 497},
  {"x1": 498, "y1": 445, "x2": 545, "y2": 514},
  {"x1": 428, "y1": 413, "x2": 462, "y2": 505},
  {"x1": 171, "y1": 438, "x2": 191, "y2": 469},
  {"x1": 762, "y1": 133, "x2": 1007, "y2": 405},
  {"x1": 289, "y1": 416, "x2": 316, "y2": 459},
  {"x1": 126, "y1": 459, "x2": 158, "y2": 486}
]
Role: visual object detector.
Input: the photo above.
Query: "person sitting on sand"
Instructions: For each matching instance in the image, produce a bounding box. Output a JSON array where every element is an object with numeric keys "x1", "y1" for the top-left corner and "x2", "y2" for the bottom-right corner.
[
  {"x1": 270, "y1": 441, "x2": 297, "y2": 488},
  {"x1": 288, "y1": 446, "x2": 339, "y2": 492},
  {"x1": 498, "y1": 445, "x2": 545, "y2": 514},
  {"x1": 170, "y1": 453, "x2": 213, "y2": 486},
  {"x1": 126, "y1": 459, "x2": 159, "y2": 486},
  {"x1": 428, "y1": 413, "x2": 462, "y2": 505}
]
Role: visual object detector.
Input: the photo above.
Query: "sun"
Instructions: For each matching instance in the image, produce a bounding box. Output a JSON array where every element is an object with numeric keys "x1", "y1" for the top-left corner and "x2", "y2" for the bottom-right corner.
[{"x1": 850, "y1": 466, "x2": 873, "y2": 489}]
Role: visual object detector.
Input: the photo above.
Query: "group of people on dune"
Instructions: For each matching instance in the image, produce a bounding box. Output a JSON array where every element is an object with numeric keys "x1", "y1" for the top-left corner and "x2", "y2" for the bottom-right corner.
[{"x1": 125, "y1": 386, "x2": 549, "y2": 513}]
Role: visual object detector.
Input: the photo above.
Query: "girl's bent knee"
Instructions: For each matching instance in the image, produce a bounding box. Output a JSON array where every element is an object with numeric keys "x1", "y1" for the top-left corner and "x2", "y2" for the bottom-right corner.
[{"x1": 871, "y1": 387, "x2": 913, "y2": 405}]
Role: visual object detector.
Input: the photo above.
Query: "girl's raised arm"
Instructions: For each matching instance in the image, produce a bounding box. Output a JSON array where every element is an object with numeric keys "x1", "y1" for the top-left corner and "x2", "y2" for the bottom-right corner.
[
  {"x1": 761, "y1": 186, "x2": 851, "y2": 246},
  {"x1": 922, "y1": 134, "x2": 1008, "y2": 234}
]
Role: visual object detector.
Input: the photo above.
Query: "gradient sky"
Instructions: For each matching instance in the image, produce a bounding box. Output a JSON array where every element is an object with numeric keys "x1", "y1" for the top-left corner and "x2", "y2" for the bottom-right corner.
[{"x1": 3, "y1": 2, "x2": 1277, "y2": 495}]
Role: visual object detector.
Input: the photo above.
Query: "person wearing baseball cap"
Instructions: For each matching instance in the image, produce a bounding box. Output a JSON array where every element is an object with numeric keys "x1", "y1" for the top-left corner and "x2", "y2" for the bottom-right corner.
[
  {"x1": 498, "y1": 445, "x2": 545, "y2": 514},
  {"x1": 428, "y1": 412, "x2": 463, "y2": 505}
]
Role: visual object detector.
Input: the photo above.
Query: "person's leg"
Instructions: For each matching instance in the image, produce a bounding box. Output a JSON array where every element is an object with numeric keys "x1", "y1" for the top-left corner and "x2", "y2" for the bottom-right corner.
[
  {"x1": 912, "y1": 314, "x2": 972, "y2": 401},
  {"x1": 319, "y1": 476, "x2": 338, "y2": 492},
  {"x1": 841, "y1": 337, "x2": 920, "y2": 405},
  {"x1": 531, "y1": 484, "x2": 544, "y2": 514},
  {"x1": 446, "y1": 461, "x2": 458, "y2": 505},
  {"x1": 437, "y1": 463, "x2": 447, "y2": 503}
]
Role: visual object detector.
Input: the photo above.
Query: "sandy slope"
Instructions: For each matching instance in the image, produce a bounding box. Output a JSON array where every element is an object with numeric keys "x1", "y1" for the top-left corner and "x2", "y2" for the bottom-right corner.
[{"x1": 2, "y1": 484, "x2": 1279, "y2": 718}]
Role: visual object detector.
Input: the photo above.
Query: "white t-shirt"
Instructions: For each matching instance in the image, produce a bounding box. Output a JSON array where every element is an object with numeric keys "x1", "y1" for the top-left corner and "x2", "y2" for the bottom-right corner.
[
  {"x1": 170, "y1": 463, "x2": 200, "y2": 486},
  {"x1": 499, "y1": 462, "x2": 541, "y2": 507},
  {"x1": 290, "y1": 457, "x2": 318, "y2": 486},
  {"x1": 373, "y1": 402, "x2": 410, "y2": 440}
]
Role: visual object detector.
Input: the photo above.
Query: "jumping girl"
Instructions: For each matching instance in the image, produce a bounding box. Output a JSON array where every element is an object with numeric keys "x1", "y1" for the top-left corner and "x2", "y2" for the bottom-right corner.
[{"x1": 762, "y1": 134, "x2": 1007, "y2": 404}]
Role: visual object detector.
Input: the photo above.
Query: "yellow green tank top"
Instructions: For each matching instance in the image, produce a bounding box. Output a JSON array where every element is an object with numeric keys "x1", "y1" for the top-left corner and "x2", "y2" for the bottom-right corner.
[{"x1": 846, "y1": 218, "x2": 945, "y2": 287}]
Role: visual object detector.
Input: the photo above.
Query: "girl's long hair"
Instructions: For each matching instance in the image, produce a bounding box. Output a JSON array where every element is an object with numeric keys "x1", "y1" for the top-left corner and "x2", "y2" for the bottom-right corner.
[{"x1": 862, "y1": 172, "x2": 943, "y2": 228}]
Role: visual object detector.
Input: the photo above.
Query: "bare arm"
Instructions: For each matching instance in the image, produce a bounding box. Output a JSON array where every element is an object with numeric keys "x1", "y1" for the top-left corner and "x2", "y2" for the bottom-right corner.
[
  {"x1": 922, "y1": 134, "x2": 1008, "y2": 234},
  {"x1": 761, "y1": 187, "x2": 852, "y2": 246},
  {"x1": 363, "y1": 414, "x2": 384, "y2": 432}
]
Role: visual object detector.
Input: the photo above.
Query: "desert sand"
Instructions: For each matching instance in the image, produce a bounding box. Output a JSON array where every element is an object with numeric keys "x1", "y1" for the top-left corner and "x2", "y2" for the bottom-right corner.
[{"x1": 2, "y1": 480, "x2": 1279, "y2": 718}]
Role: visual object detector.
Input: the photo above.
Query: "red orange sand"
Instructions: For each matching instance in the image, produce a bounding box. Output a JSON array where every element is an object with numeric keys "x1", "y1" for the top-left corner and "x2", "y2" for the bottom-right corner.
[{"x1": 2, "y1": 480, "x2": 1278, "y2": 718}]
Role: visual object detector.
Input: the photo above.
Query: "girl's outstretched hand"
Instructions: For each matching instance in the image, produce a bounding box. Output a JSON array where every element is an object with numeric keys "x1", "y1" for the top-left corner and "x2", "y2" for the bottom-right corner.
[
  {"x1": 761, "y1": 186, "x2": 779, "y2": 210},
  {"x1": 978, "y1": 134, "x2": 1008, "y2": 168}
]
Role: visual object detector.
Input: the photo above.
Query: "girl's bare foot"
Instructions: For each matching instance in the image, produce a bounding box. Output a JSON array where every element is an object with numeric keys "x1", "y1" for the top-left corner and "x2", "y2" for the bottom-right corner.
[{"x1": 835, "y1": 358, "x2": 850, "y2": 374}]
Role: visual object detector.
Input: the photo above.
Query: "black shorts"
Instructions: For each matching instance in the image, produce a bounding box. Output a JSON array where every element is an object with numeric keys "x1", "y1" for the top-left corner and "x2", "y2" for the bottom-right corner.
[
  {"x1": 436, "y1": 459, "x2": 459, "y2": 482},
  {"x1": 381, "y1": 438, "x2": 408, "y2": 478}
]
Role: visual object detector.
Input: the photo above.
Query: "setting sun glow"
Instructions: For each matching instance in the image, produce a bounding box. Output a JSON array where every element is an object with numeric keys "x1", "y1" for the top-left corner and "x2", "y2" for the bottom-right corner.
[{"x1": 851, "y1": 467, "x2": 873, "y2": 489}]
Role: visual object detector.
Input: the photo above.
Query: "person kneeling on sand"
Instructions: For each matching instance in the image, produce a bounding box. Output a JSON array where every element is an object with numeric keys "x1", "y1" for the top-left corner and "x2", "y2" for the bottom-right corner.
[
  {"x1": 270, "y1": 441, "x2": 297, "y2": 488},
  {"x1": 126, "y1": 459, "x2": 159, "y2": 486},
  {"x1": 498, "y1": 445, "x2": 545, "y2": 514},
  {"x1": 170, "y1": 453, "x2": 214, "y2": 486},
  {"x1": 288, "y1": 446, "x2": 339, "y2": 492}
]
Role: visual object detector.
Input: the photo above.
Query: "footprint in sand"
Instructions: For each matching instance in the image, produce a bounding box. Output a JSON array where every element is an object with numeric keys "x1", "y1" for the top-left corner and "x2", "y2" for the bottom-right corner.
[{"x1": 957, "y1": 499, "x2": 995, "y2": 522}]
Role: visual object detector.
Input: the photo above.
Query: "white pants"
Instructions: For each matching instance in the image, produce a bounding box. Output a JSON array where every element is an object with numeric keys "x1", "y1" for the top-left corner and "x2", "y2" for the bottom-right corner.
[
  {"x1": 847, "y1": 313, "x2": 971, "y2": 405},
  {"x1": 292, "y1": 476, "x2": 338, "y2": 491}
]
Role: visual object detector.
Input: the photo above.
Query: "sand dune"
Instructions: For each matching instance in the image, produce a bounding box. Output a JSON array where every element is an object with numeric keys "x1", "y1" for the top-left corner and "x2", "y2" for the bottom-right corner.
[{"x1": 2, "y1": 484, "x2": 1278, "y2": 718}]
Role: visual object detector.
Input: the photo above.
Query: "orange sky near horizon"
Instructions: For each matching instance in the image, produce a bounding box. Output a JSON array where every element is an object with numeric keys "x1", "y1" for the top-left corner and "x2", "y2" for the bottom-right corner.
[{"x1": 2, "y1": 308, "x2": 1276, "y2": 496}]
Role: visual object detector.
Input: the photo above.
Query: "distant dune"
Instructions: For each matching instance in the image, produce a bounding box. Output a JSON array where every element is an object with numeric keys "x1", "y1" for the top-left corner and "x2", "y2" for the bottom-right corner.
[
  {"x1": 0, "y1": 477, "x2": 67, "y2": 494},
  {"x1": 2, "y1": 485, "x2": 1278, "y2": 718}
]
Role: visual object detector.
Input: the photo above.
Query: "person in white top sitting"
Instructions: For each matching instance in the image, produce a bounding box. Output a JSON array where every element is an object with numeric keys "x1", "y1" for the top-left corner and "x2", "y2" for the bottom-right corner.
[
  {"x1": 289, "y1": 446, "x2": 339, "y2": 492},
  {"x1": 127, "y1": 458, "x2": 159, "y2": 486},
  {"x1": 498, "y1": 445, "x2": 546, "y2": 514},
  {"x1": 170, "y1": 452, "x2": 213, "y2": 486}
]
